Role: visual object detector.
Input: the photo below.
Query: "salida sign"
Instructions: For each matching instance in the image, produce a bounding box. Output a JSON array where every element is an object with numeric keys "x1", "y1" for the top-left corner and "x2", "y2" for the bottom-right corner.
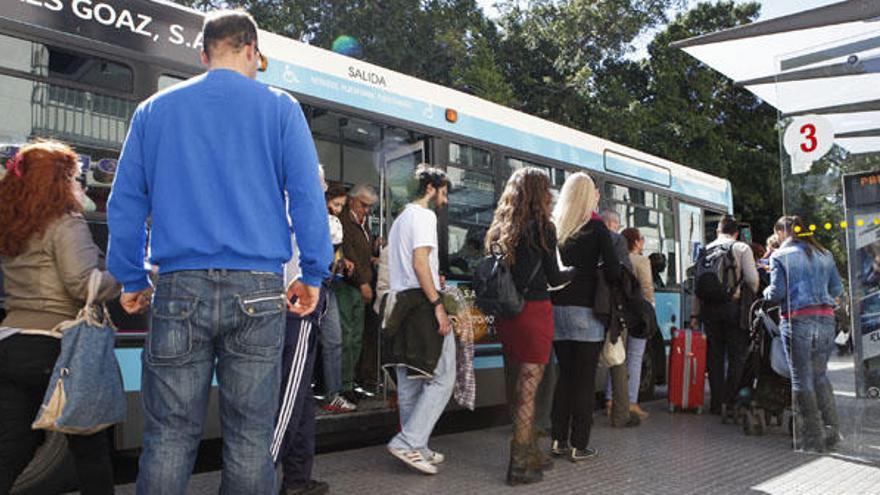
[{"x1": 3, "y1": 0, "x2": 205, "y2": 68}]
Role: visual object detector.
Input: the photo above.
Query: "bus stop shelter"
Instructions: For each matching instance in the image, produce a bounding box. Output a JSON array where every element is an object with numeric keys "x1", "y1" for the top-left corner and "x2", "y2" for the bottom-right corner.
[{"x1": 673, "y1": 0, "x2": 880, "y2": 461}]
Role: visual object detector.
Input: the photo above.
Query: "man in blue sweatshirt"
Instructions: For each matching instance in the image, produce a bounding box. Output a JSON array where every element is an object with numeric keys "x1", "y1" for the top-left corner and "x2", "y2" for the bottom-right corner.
[{"x1": 106, "y1": 10, "x2": 331, "y2": 495}]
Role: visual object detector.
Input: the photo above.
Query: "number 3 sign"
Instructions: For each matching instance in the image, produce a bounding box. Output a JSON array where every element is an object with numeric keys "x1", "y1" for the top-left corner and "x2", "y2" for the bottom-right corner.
[{"x1": 783, "y1": 115, "x2": 834, "y2": 174}]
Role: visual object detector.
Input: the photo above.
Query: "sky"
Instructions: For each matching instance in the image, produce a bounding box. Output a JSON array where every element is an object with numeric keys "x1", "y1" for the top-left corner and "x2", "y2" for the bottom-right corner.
[{"x1": 477, "y1": 0, "x2": 842, "y2": 59}]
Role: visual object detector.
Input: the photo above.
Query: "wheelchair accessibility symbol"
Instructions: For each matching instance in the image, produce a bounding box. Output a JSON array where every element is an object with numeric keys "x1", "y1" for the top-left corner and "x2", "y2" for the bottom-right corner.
[{"x1": 283, "y1": 65, "x2": 300, "y2": 84}]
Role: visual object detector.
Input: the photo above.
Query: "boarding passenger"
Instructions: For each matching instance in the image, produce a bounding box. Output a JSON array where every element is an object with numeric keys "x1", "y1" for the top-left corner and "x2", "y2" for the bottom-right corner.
[
  {"x1": 107, "y1": 10, "x2": 331, "y2": 494},
  {"x1": 550, "y1": 173, "x2": 617, "y2": 463},
  {"x1": 338, "y1": 184, "x2": 377, "y2": 401},
  {"x1": 764, "y1": 215, "x2": 843, "y2": 452},
  {"x1": 689, "y1": 215, "x2": 758, "y2": 416},
  {"x1": 487, "y1": 168, "x2": 573, "y2": 485},
  {"x1": 619, "y1": 227, "x2": 654, "y2": 421},
  {"x1": 272, "y1": 171, "x2": 336, "y2": 495},
  {"x1": 0, "y1": 142, "x2": 121, "y2": 495},
  {"x1": 599, "y1": 209, "x2": 640, "y2": 427},
  {"x1": 384, "y1": 165, "x2": 453, "y2": 475},
  {"x1": 322, "y1": 184, "x2": 357, "y2": 413}
]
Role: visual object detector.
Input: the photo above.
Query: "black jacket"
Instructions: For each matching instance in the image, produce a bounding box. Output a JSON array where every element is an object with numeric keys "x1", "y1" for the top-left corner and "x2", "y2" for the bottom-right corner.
[
  {"x1": 509, "y1": 222, "x2": 573, "y2": 301},
  {"x1": 551, "y1": 219, "x2": 621, "y2": 308},
  {"x1": 382, "y1": 289, "x2": 444, "y2": 376},
  {"x1": 594, "y1": 265, "x2": 660, "y2": 344}
]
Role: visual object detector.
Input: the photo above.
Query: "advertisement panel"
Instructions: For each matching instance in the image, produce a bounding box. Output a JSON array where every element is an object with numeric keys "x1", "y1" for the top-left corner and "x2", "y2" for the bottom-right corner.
[{"x1": 843, "y1": 171, "x2": 880, "y2": 399}]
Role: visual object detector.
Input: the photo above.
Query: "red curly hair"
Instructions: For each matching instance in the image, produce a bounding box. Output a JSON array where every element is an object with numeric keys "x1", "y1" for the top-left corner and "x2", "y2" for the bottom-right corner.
[{"x1": 0, "y1": 141, "x2": 83, "y2": 257}]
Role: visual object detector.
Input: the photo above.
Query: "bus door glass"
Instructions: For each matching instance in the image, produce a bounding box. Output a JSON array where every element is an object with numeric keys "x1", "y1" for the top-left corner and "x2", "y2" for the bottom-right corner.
[
  {"x1": 380, "y1": 140, "x2": 425, "y2": 237},
  {"x1": 679, "y1": 202, "x2": 703, "y2": 323}
]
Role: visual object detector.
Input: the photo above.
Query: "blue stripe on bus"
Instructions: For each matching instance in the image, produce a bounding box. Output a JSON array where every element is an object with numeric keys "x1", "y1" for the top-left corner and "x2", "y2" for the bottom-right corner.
[
  {"x1": 474, "y1": 354, "x2": 504, "y2": 370},
  {"x1": 118, "y1": 349, "x2": 506, "y2": 391},
  {"x1": 116, "y1": 348, "x2": 219, "y2": 392},
  {"x1": 259, "y1": 62, "x2": 732, "y2": 209},
  {"x1": 117, "y1": 348, "x2": 141, "y2": 392}
]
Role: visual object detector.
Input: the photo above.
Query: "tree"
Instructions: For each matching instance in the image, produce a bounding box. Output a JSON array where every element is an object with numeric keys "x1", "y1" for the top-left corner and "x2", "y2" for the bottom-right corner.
[
  {"x1": 584, "y1": 2, "x2": 781, "y2": 240},
  {"x1": 492, "y1": 0, "x2": 681, "y2": 127}
]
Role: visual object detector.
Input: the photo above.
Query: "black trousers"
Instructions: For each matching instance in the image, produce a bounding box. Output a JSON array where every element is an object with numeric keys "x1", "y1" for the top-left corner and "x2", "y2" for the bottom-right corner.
[
  {"x1": 551, "y1": 340, "x2": 602, "y2": 450},
  {"x1": 702, "y1": 301, "x2": 749, "y2": 410},
  {"x1": 271, "y1": 290, "x2": 326, "y2": 490},
  {"x1": 0, "y1": 334, "x2": 113, "y2": 495}
]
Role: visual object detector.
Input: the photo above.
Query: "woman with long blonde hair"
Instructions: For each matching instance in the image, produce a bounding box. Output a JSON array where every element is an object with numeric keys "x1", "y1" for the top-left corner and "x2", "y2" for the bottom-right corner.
[
  {"x1": 549, "y1": 172, "x2": 621, "y2": 461},
  {"x1": 485, "y1": 167, "x2": 573, "y2": 485}
]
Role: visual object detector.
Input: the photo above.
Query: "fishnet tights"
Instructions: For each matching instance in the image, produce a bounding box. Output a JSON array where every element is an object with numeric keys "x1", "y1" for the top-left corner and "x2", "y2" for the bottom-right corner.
[{"x1": 512, "y1": 363, "x2": 545, "y2": 444}]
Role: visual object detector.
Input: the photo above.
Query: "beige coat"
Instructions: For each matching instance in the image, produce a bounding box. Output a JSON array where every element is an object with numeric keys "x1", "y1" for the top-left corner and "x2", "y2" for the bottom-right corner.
[
  {"x1": 1, "y1": 213, "x2": 120, "y2": 334},
  {"x1": 629, "y1": 252, "x2": 655, "y2": 304}
]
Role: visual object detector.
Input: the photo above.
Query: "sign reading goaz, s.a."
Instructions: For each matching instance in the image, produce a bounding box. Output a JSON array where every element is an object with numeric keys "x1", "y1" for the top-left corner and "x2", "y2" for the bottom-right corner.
[{"x1": 4, "y1": 0, "x2": 206, "y2": 68}]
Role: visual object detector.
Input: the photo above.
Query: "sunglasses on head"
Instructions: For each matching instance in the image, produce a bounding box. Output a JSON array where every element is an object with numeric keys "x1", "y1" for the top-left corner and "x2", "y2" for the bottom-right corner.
[{"x1": 253, "y1": 43, "x2": 268, "y2": 72}]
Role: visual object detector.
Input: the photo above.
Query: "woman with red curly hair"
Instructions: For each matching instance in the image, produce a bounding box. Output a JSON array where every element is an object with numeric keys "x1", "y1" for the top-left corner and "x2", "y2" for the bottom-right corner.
[{"x1": 0, "y1": 141, "x2": 120, "y2": 495}]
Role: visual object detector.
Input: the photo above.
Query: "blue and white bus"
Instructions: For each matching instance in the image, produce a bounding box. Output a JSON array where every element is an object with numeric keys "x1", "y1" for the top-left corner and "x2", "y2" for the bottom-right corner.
[{"x1": 0, "y1": 0, "x2": 733, "y2": 492}]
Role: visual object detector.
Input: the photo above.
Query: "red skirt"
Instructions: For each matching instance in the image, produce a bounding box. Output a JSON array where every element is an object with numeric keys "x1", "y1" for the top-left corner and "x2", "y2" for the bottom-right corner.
[{"x1": 496, "y1": 300, "x2": 554, "y2": 364}]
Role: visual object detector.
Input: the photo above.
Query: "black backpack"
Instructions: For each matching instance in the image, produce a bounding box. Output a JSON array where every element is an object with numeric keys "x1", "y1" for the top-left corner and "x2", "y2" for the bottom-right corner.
[
  {"x1": 473, "y1": 245, "x2": 541, "y2": 319},
  {"x1": 694, "y1": 243, "x2": 740, "y2": 304}
]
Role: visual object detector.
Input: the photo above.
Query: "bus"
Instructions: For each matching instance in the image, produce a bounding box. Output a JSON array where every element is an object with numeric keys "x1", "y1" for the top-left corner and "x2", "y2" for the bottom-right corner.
[{"x1": 0, "y1": 0, "x2": 733, "y2": 492}]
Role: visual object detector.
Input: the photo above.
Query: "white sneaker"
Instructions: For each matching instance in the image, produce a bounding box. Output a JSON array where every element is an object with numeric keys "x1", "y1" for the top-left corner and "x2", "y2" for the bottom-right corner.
[
  {"x1": 323, "y1": 394, "x2": 357, "y2": 413},
  {"x1": 387, "y1": 446, "x2": 438, "y2": 475}
]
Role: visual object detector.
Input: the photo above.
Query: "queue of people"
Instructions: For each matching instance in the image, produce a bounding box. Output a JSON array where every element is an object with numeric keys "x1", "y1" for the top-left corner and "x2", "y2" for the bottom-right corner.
[{"x1": 0, "y1": 7, "x2": 850, "y2": 495}]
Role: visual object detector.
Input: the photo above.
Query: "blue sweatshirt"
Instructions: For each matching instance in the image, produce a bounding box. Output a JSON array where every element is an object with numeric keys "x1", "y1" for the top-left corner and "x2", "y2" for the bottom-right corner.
[{"x1": 107, "y1": 69, "x2": 332, "y2": 292}]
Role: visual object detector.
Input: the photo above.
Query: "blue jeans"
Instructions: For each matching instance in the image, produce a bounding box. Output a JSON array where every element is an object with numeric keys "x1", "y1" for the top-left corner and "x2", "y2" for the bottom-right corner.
[
  {"x1": 388, "y1": 333, "x2": 455, "y2": 455},
  {"x1": 780, "y1": 315, "x2": 836, "y2": 393},
  {"x1": 321, "y1": 289, "x2": 343, "y2": 396},
  {"x1": 605, "y1": 335, "x2": 647, "y2": 404},
  {"x1": 137, "y1": 270, "x2": 286, "y2": 495}
]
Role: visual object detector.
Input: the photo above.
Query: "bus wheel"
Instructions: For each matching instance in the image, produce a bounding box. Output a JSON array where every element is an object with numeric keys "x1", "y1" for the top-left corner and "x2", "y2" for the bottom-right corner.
[{"x1": 11, "y1": 431, "x2": 76, "y2": 495}]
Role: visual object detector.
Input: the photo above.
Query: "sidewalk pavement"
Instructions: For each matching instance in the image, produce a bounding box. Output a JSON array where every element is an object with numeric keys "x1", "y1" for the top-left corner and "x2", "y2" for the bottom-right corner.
[{"x1": 109, "y1": 356, "x2": 880, "y2": 494}]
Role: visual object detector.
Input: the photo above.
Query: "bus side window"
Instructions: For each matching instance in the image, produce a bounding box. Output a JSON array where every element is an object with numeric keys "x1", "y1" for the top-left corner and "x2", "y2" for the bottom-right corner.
[{"x1": 448, "y1": 144, "x2": 494, "y2": 279}]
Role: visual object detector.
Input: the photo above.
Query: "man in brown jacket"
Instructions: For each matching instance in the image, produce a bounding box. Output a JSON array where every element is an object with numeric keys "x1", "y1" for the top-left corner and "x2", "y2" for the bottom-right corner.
[{"x1": 338, "y1": 184, "x2": 377, "y2": 397}]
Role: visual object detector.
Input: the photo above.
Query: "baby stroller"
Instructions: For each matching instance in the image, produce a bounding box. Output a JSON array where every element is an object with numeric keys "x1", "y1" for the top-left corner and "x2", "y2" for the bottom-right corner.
[{"x1": 735, "y1": 299, "x2": 792, "y2": 436}]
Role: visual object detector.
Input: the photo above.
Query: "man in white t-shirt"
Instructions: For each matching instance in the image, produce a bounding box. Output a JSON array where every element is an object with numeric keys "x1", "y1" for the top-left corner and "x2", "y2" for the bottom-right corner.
[{"x1": 385, "y1": 165, "x2": 453, "y2": 475}]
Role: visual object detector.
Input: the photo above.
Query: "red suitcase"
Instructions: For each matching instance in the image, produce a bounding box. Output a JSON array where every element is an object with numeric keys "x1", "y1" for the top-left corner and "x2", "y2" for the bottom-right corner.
[{"x1": 668, "y1": 328, "x2": 707, "y2": 413}]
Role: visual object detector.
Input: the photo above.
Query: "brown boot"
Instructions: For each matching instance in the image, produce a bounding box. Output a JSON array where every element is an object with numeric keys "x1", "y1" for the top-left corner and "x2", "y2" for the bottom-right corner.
[
  {"x1": 529, "y1": 430, "x2": 554, "y2": 471},
  {"x1": 507, "y1": 439, "x2": 543, "y2": 486}
]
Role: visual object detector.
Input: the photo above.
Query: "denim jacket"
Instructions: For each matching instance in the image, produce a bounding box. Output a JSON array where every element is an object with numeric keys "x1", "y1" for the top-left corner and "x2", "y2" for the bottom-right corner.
[{"x1": 763, "y1": 240, "x2": 843, "y2": 312}]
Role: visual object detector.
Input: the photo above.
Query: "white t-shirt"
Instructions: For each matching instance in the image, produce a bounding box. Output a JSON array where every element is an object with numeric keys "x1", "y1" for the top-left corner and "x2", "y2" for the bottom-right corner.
[
  {"x1": 388, "y1": 203, "x2": 439, "y2": 292},
  {"x1": 284, "y1": 213, "x2": 338, "y2": 287}
]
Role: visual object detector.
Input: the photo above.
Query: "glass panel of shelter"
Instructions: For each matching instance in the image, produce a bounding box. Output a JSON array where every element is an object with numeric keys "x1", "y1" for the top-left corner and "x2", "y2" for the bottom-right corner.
[{"x1": 773, "y1": 39, "x2": 880, "y2": 459}]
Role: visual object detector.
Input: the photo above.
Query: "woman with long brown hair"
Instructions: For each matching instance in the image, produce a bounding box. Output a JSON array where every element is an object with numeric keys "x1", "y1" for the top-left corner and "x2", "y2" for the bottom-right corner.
[
  {"x1": 485, "y1": 167, "x2": 573, "y2": 486},
  {"x1": 0, "y1": 141, "x2": 120, "y2": 494}
]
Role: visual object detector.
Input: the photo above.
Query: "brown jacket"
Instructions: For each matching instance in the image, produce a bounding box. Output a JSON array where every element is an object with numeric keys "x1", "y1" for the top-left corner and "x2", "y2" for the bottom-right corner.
[
  {"x1": 1, "y1": 213, "x2": 120, "y2": 333},
  {"x1": 340, "y1": 206, "x2": 374, "y2": 287}
]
